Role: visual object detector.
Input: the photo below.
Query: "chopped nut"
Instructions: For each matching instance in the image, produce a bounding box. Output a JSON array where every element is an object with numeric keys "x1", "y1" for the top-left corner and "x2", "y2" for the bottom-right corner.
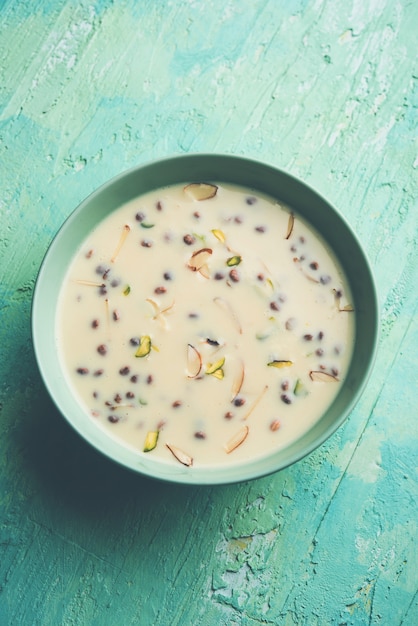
[
  {"x1": 186, "y1": 344, "x2": 202, "y2": 378},
  {"x1": 285, "y1": 213, "x2": 294, "y2": 239},
  {"x1": 267, "y1": 360, "x2": 293, "y2": 368},
  {"x1": 184, "y1": 182, "x2": 218, "y2": 201},
  {"x1": 143, "y1": 430, "x2": 159, "y2": 452},
  {"x1": 135, "y1": 336, "x2": 152, "y2": 358},
  {"x1": 187, "y1": 248, "x2": 213, "y2": 272},
  {"x1": 111, "y1": 224, "x2": 130, "y2": 263},
  {"x1": 309, "y1": 370, "x2": 339, "y2": 382},
  {"x1": 166, "y1": 443, "x2": 193, "y2": 466},
  {"x1": 226, "y1": 255, "x2": 242, "y2": 267},
  {"x1": 205, "y1": 356, "x2": 225, "y2": 377},
  {"x1": 211, "y1": 228, "x2": 226, "y2": 243},
  {"x1": 224, "y1": 425, "x2": 249, "y2": 453}
]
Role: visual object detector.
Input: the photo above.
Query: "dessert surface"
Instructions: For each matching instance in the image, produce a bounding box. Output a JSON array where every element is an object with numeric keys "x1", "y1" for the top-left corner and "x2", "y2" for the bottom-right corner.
[{"x1": 58, "y1": 183, "x2": 354, "y2": 466}]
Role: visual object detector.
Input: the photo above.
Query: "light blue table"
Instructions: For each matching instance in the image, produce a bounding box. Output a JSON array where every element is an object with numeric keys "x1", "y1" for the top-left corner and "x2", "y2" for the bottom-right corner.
[{"x1": 1, "y1": 1, "x2": 417, "y2": 624}]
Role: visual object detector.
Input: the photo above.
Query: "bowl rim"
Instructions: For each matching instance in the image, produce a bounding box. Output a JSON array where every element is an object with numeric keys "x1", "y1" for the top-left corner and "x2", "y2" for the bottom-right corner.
[{"x1": 31, "y1": 153, "x2": 380, "y2": 485}]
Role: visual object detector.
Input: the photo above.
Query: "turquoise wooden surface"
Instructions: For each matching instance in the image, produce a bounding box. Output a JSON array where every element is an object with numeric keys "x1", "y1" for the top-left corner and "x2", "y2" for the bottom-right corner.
[{"x1": 1, "y1": 1, "x2": 417, "y2": 624}]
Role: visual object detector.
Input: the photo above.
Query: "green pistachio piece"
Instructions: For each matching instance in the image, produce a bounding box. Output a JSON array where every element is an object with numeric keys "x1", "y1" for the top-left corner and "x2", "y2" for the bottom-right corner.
[
  {"x1": 206, "y1": 356, "x2": 225, "y2": 378},
  {"x1": 211, "y1": 228, "x2": 226, "y2": 243},
  {"x1": 226, "y1": 255, "x2": 242, "y2": 267},
  {"x1": 294, "y1": 379, "x2": 308, "y2": 397},
  {"x1": 143, "y1": 430, "x2": 159, "y2": 452},
  {"x1": 267, "y1": 360, "x2": 293, "y2": 368},
  {"x1": 135, "y1": 335, "x2": 152, "y2": 358}
]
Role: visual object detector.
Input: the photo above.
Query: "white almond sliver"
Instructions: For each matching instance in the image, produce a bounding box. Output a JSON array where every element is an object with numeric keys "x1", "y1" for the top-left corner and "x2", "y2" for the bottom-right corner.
[
  {"x1": 184, "y1": 183, "x2": 218, "y2": 201},
  {"x1": 224, "y1": 425, "x2": 249, "y2": 454},
  {"x1": 166, "y1": 444, "x2": 193, "y2": 466}
]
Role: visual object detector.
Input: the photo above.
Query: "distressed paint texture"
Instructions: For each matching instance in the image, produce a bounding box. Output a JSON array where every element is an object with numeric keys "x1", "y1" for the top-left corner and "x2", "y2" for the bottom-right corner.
[{"x1": 0, "y1": 0, "x2": 417, "y2": 624}]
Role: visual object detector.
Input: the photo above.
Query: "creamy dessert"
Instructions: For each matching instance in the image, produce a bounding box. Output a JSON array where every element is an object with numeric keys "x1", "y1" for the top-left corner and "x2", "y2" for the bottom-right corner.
[{"x1": 57, "y1": 182, "x2": 355, "y2": 467}]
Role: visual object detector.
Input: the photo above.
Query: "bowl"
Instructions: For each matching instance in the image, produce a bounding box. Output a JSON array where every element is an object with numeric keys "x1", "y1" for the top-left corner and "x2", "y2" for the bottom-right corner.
[{"x1": 32, "y1": 154, "x2": 379, "y2": 485}]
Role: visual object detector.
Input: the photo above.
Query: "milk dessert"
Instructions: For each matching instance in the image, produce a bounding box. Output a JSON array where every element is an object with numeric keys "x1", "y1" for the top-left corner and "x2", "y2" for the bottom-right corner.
[{"x1": 57, "y1": 182, "x2": 355, "y2": 468}]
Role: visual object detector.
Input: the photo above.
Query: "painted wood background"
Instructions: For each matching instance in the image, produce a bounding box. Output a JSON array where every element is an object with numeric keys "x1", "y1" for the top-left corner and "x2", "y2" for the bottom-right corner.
[{"x1": 1, "y1": 0, "x2": 417, "y2": 624}]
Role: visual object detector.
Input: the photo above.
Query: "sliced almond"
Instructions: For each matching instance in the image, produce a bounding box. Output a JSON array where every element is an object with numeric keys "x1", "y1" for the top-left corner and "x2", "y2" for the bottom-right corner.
[
  {"x1": 184, "y1": 182, "x2": 218, "y2": 201},
  {"x1": 104, "y1": 298, "x2": 110, "y2": 339},
  {"x1": 198, "y1": 263, "x2": 211, "y2": 279},
  {"x1": 187, "y1": 247, "x2": 213, "y2": 272},
  {"x1": 146, "y1": 298, "x2": 175, "y2": 328},
  {"x1": 285, "y1": 212, "x2": 294, "y2": 240},
  {"x1": 214, "y1": 296, "x2": 242, "y2": 334},
  {"x1": 186, "y1": 344, "x2": 202, "y2": 378},
  {"x1": 339, "y1": 304, "x2": 354, "y2": 312},
  {"x1": 146, "y1": 298, "x2": 160, "y2": 316},
  {"x1": 231, "y1": 360, "x2": 245, "y2": 401},
  {"x1": 74, "y1": 279, "x2": 105, "y2": 287},
  {"x1": 224, "y1": 425, "x2": 249, "y2": 454},
  {"x1": 111, "y1": 224, "x2": 130, "y2": 263},
  {"x1": 166, "y1": 443, "x2": 193, "y2": 466},
  {"x1": 309, "y1": 370, "x2": 339, "y2": 382},
  {"x1": 302, "y1": 271, "x2": 320, "y2": 283},
  {"x1": 242, "y1": 385, "x2": 268, "y2": 420}
]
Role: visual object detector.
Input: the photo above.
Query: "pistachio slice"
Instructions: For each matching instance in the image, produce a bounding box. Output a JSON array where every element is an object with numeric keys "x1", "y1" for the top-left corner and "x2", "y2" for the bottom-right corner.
[
  {"x1": 267, "y1": 360, "x2": 293, "y2": 368},
  {"x1": 211, "y1": 368, "x2": 225, "y2": 380},
  {"x1": 184, "y1": 182, "x2": 218, "y2": 201},
  {"x1": 285, "y1": 212, "x2": 294, "y2": 240},
  {"x1": 188, "y1": 247, "x2": 213, "y2": 272},
  {"x1": 140, "y1": 222, "x2": 155, "y2": 229},
  {"x1": 206, "y1": 356, "x2": 225, "y2": 376},
  {"x1": 166, "y1": 443, "x2": 193, "y2": 466},
  {"x1": 143, "y1": 430, "x2": 159, "y2": 452},
  {"x1": 186, "y1": 344, "x2": 202, "y2": 378},
  {"x1": 309, "y1": 370, "x2": 339, "y2": 382},
  {"x1": 224, "y1": 425, "x2": 249, "y2": 453},
  {"x1": 135, "y1": 335, "x2": 152, "y2": 358},
  {"x1": 111, "y1": 224, "x2": 130, "y2": 263},
  {"x1": 294, "y1": 378, "x2": 308, "y2": 397},
  {"x1": 226, "y1": 255, "x2": 242, "y2": 267},
  {"x1": 123, "y1": 285, "x2": 131, "y2": 295},
  {"x1": 211, "y1": 228, "x2": 226, "y2": 243}
]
